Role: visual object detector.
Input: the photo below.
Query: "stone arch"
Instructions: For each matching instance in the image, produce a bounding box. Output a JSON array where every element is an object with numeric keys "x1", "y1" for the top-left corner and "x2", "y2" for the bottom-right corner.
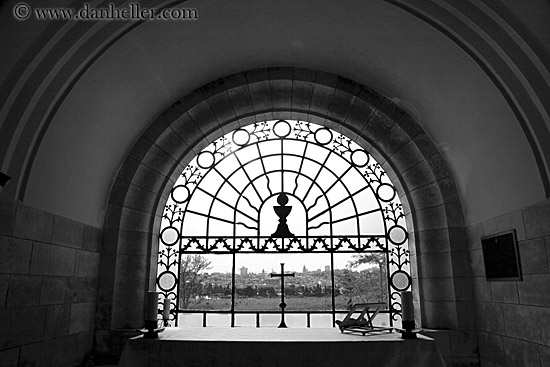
[{"x1": 100, "y1": 67, "x2": 472, "y2": 335}]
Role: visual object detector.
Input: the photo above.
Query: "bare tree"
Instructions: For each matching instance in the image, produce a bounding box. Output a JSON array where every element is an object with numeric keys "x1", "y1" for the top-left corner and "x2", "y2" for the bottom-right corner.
[{"x1": 179, "y1": 255, "x2": 212, "y2": 309}]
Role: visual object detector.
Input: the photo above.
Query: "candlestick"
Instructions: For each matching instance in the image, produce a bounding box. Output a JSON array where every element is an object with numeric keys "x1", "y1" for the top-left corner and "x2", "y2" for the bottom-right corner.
[
  {"x1": 401, "y1": 291, "x2": 414, "y2": 321},
  {"x1": 146, "y1": 291, "x2": 159, "y2": 321},
  {"x1": 143, "y1": 291, "x2": 161, "y2": 339},
  {"x1": 399, "y1": 290, "x2": 419, "y2": 339},
  {"x1": 163, "y1": 298, "x2": 171, "y2": 322}
]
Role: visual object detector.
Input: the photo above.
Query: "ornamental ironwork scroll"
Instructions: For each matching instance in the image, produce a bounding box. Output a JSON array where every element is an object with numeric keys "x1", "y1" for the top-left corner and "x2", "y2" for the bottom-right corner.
[{"x1": 156, "y1": 120, "x2": 411, "y2": 326}]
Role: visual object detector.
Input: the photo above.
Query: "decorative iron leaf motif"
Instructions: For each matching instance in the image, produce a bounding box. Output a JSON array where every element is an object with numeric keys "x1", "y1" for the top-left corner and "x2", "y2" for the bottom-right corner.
[
  {"x1": 348, "y1": 236, "x2": 382, "y2": 252},
  {"x1": 273, "y1": 237, "x2": 293, "y2": 252},
  {"x1": 296, "y1": 238, "x2": 317, "y2": 252},
  {"x1": 319, "y1": 237, "x2": 343, "y2": 252}
]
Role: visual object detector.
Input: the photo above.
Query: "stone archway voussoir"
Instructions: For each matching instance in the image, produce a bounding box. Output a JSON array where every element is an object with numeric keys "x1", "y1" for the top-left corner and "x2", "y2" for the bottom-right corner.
[{"x1": 102, "y1": 67, "x2": 468, "y2": 333}]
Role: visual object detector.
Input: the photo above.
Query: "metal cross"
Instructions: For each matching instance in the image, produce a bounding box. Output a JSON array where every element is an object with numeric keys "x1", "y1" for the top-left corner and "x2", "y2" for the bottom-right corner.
[{"x1": 270, "y1": 263, "x2": 295, "y2": 328}]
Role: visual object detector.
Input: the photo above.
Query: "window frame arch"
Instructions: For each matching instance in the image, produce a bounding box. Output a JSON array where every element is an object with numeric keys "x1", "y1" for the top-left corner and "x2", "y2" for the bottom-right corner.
[
  {"x1": 103, "y1": 67, "x2": 470, "y2": 333},
  {"x1": 157, "y1": 119, "x2": 411, "y2": 327}
]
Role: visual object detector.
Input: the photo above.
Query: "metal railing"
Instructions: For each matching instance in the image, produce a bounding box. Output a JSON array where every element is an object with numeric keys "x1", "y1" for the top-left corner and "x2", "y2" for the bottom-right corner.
[{"x1": 176, "y1": 309, "x2": 391, "y2": 328}]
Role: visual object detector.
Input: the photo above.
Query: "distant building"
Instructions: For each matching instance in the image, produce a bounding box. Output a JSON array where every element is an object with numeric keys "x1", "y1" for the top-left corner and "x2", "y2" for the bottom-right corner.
[
  {"x1": 325, "y1": 265, "x2": 330, "y2": 272},
  {"x1": 240, "y1": 266, "x2": 248, "y2": 276},
  {"x1": 265, "y1": 278, "x2": 278, "y2": 286},
  {"x1": 302, "y1": 265, "x2": 308, "y2": 273}
]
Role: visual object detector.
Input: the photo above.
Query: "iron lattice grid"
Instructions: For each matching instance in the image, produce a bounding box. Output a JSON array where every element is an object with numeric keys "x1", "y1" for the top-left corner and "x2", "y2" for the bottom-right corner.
[{"x1": 157, "y1": 120, "x2": 411, "y2": 326}]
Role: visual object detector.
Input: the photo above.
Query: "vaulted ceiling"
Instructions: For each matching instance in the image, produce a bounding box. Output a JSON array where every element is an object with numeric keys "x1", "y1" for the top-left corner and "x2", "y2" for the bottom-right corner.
[{"x1": 1, "y1": 0, "x2": 549, "y2": 227}]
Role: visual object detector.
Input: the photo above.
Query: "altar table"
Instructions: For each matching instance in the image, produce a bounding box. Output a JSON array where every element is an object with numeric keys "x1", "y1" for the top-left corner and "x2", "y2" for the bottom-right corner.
[{"x1": 119, "y1": 327, "x2": 446, "y2": 367}]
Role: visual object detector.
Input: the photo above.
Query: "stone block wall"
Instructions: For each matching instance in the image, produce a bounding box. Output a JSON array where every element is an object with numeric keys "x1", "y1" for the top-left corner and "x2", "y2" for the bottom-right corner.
[
  {"x1": 421, "y1": 329, "x2": 479, "y2": 367},
  {"x1": 467, "y1": 199, "x2": 550, "y2": 367},
  {"x1": 0, "y1": 196, "x2": 101, "y2": 367}
]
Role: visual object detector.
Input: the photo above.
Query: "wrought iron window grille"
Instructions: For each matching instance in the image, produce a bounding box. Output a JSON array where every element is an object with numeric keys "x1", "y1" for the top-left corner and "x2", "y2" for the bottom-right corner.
[{"x1": 157, "y1": 120, "x2": 411, "y2": 327}]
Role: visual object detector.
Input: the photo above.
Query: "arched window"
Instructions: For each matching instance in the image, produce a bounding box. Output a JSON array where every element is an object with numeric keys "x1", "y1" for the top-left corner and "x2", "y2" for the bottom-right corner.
[{"x1": 157, "y1": 120, "x2": 411, "y2": 327}]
